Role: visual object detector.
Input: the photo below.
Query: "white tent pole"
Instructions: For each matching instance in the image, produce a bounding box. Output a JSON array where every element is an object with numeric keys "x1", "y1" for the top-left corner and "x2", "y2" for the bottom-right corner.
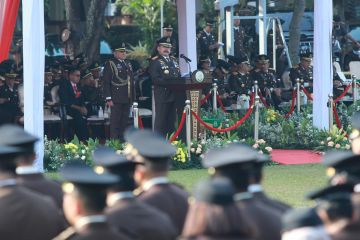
[
  {"x1": 313, "y1": 0, "x2": 333, "y2": 130},
  {"x1": 22, "y1": 0, "x2": 45, "y2": 171}
]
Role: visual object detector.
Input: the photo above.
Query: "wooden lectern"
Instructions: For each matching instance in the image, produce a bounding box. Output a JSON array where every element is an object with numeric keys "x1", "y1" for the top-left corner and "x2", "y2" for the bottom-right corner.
[{"x1": 153, "y1": 74, "x2": 212, "y2": 139}]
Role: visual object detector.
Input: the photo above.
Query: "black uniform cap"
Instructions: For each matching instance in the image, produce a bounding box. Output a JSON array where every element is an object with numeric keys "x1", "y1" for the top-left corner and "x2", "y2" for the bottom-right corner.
[
  {"x1": 193, "y1": 177, "x2": 235, "y2": 205},
  {"x1": 60, "y1": 160, "x2": 119, "y2": 187},
  {"x1": 305, "y1": 184, "x2": 354, "y2": 200},
  {"x1": 205, "y1": 19, "x2": 215, "y2": 27},
  {"x1": 163, "y1": 23, "x2": 173, "y2": 30},
  {"x1": 322, "y1": 150, "x2": 360, "y2": 179},
  {"x1": 299, "y1": 52, "x2": 313, "y2": 61},
  {"x1": 0, "y1": 145, "x2": 23, "y2": 159},
  {"x1": 157, "y1": 37, "x2": 172, "y2": 48},
  {"x1": 0, "y1": 124, "x2": 38, "y2": 153},
  {"x1": 113, "y1": 42, "x2": 127, "y2": 52},
  {"x1": 202, "y1": 143, "x2": 259, "y2": 168},
  {"x1": 282, "y1": 208, "x2": 323, "y2": 232},
  {"x1": 89, "y1": 62, "x2": 101, "y2": 71},
  {"x1": 92, "y1": 146, "x2": 136, "y2": 169},
  {"x1": 226, "y1": 55, "x2": 242, "y2": 65},
  {"x1": 124, "y1": 128, "x2": 176, "y2": 161},
  {"x1": 216, "y1": 59, "x2": 231, "y2": 74},
  {"x1": 81, "y1": 69, "x2": 93, "y2": 79},
  {"x1": 255, "y1": 54, "x2": 270, "y2": 64}
]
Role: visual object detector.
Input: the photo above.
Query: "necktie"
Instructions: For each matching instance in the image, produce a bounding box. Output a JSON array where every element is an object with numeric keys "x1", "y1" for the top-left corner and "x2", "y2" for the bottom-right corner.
[{"x1": 73, "y1": 84, "x2": 78, "y2": 94}]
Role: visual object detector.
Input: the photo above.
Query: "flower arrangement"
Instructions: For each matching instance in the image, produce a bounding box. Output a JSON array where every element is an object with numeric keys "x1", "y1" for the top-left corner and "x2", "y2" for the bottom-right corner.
[
  {"x1": 315, "y1": 125, "x2": 351, "y2": 152},
  {"x1": 171, "y1": 141, "x2": 188, "y2": 163}
]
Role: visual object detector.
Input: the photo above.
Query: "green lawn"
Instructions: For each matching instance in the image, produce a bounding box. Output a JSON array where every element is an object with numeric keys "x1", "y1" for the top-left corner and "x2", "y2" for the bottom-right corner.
[
  {"x1": 48, "y1": 163, "x2": 327, "y2": 207},
  {"x1": 169, "y1": 164, "x2": 327, "y2": 207}
]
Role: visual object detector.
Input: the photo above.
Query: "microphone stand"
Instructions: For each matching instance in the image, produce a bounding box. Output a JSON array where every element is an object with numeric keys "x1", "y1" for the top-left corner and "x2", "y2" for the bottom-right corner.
[{"x1": 184, "y1": 59, "x2": 192, "y2": 77}]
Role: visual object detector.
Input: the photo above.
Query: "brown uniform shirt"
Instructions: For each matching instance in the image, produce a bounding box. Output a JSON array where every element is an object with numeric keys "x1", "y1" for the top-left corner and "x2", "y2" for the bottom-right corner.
[
  {"x1": 138, "y1": 180, "x2": 189, "y2": 235},
  {"x1": 106, "y1": 194, "x2": 177, "y2": 240},
  {"x1": 17, "y1": 171, "x2": 63, "y2": 210},
  {"x1": 0, "y1": 184, "x2": 64, "y2": 240}
]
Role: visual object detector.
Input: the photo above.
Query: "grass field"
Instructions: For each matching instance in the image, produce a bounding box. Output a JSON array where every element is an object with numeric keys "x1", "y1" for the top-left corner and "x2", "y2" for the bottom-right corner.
[
  {"x1": 169, "y1": 164, "x2": 327, "y2": 207},
  {"x1": 48, "y1": 163, "x2": 327, "y2": 207}
]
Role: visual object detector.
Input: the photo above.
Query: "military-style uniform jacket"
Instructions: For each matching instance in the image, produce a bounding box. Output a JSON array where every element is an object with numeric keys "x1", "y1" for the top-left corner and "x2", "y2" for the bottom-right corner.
[
  {"x1": 228, "y1": 72, "x2": 252, "y2": 95},
  {"x1": 289, "y1": 64, "x2": 313, "y2": 91},
  {"x1": 198, "y1": 30, "x2": 217, "y2": 59},
  {"x1": 106, "y1": 195, "x2": 177, "y2": 240},
  {"x1": 137, "y1": 182, "x2": 189, "y2": 235},
  {"x1": 344, "y1": 51, "x2": 360, "y2": 71},
  {"x1": 251, "y1": 191, "x2": 291, "y2": 215},
  {"x1": 234, "y1": 192, "x2": 282, "y2": 240},
  {"x1": 17, "y1": 172, "x2": 63, "y2": 210},
  {"x1": 222, "y1": 26, "x2": 248, "y2": 56},
  {"x1": 250, "y1": 68, "x2": 281, "y2": 95},
  {"x1": 0, "y1": 84, "x2": 20, "y2": 116},
  {"x1": 103, "y1": 58, "x2": 134, "y2": 104},
  {"x1": 149, "y1": 55, "x2": 180, "y2": 103},
  {"x1": 53, "y1": 221, "x2": 130, "y2": 240},
  {"x1": 0, "y1": 184, "x2": 64, "y2": 240}
]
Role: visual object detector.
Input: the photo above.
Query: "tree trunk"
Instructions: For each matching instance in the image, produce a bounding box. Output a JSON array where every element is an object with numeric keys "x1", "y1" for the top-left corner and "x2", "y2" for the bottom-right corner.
[
  {"x1": 82, "y1": 0, "x2": 108, "y2": 64},
  {"x1": 288, "y1": 0, "x2": 305, "y2": 65},
  {"x1": 64, "y1": 0, "x2": 86, "y2": 58}
]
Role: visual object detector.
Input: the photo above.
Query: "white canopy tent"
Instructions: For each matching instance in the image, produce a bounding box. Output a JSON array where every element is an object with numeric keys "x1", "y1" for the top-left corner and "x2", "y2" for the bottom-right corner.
[{"x1": 22, "y1": 0, "x2": 333, "y2": 170}]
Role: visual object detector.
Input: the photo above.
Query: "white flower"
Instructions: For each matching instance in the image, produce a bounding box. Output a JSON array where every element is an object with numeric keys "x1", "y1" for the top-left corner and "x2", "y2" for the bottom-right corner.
[
  {"x1": 328, "y1": 141, "x2": 334, "y2": 147},
  {"x1": 258, "y1": 150, "x2": 263, "y2": 154},
  {"x1": 335, "y1": 144, "x2": 341, "y2": 149},
  {"x1": 345, "y1": 144, "x2": 351, "y2": 150},
  {"x1": 233, "y1": 139, "x2": 238, "y2": 143},
  {"x1": 75, "y1": 155, "x2": 80, "y2": 159},
  {"x1": 265, "y1": 147, "x2": 272, "y2": 152},
  {"x1": 327, "y1": 137, "x2": 332, "y2": 141},
  {"x1": 196, "y1": 148, "x2": 202, "y2": 154},
  {"x1": 81, "y1": 149, "x2": 86, "y2": 154},
  {"x1": 252, "y1": 143, "x2": 259, "y2": 149},
  {"x1": 116, "y1": 150, "x2": 122, "y2": 154},
  {"x1": 227, "y1": 141, "x2": 231, "y2": 143},
  {"x1": 258, "y1": 139, "x2": 266, "y2": 144},
  {"x1": 241, "y1": 139, "x2": 246, "y2": 142},
  {"x1": 190, "y1": 148, "x2": 195, "y2": 153},
  {"x1": 197, "y1": 144, "x2": 202, "y2": 148},
  {"x1": 81, "y1": 155, "x2": 86, "y2": 160},
  {"x1": 320, "y1": 141, "x2": 325, "y2": 145},
  {"x1": 191, "y1": 142, "x2": 194, "y2": 146}
]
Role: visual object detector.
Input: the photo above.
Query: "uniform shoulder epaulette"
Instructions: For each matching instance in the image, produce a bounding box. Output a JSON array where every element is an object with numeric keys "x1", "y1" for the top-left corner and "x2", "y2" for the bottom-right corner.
[
  {"x1": 254, "y1": 69, "x2": 260, "y2": 72},
  {"x1": 231, "y1": 72, "x2": 239, "y2": 75},
  {"x1": 292, "y1": 64, "x2": 299, "y2": 68},
  {"x1": 52, "y1": 227, "x2": 76, "y2": 240},
  {"x1": 151, "y1": 56, "x2": 159, "y2": 60},
  {"x1": 170, "y1": 56, "x2": 177, "y2": 60}
]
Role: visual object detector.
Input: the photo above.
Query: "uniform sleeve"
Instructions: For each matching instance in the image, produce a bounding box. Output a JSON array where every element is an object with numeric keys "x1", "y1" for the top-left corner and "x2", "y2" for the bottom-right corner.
[
  {"x1": 102, "y1": 61, "x2": 112, "y2": 101},
  {"x1": 148, "y1": 60, "x2": 163, "y2": 84}
]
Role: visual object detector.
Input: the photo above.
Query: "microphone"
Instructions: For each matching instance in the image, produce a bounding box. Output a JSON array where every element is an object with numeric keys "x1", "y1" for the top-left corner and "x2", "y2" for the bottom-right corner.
[{"x1": 180, "y1": 54, "x2": 192, "y2": 62}]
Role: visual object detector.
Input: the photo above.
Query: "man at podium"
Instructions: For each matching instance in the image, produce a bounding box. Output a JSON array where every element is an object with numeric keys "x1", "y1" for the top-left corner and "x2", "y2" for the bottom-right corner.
[{"x1": 149, "y1": 37, "x2": 181, "y2": 137}]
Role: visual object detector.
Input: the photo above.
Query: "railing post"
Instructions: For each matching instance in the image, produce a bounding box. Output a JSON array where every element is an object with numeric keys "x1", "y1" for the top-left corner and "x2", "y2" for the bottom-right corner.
[
  {"x1": 353, "y1": 75, "x2": 358, "y2": 103},
  {"x1": 185, "y1": 100, "x2": 191, "y2": 161},
  {"x1": 133, "y1": 102, "x2": 139, "y2": 128},
  {"x1": 212, "y1": 83, "x2": 218, "y2": 112},
  {"x1": 328, "y1": 94, "x2": 333, "y2": 130},
  {"x1": 254, "y1": 81, "x2": 259, "y2": 141},
  {"x1": 296, "y1": 78, "x2": 301, "y2": 113}
]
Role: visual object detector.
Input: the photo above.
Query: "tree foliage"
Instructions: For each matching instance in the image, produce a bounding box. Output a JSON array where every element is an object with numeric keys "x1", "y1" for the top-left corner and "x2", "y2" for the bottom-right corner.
[{"x1": 116, "y1": 0, "x2": 177, "y2": 49}]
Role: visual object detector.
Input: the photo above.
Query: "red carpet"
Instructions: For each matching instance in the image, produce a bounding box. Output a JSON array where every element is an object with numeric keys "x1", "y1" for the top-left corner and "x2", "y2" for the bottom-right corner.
[{"x1": 271, "y1": 149, "x2": 322, "y2": 165}]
